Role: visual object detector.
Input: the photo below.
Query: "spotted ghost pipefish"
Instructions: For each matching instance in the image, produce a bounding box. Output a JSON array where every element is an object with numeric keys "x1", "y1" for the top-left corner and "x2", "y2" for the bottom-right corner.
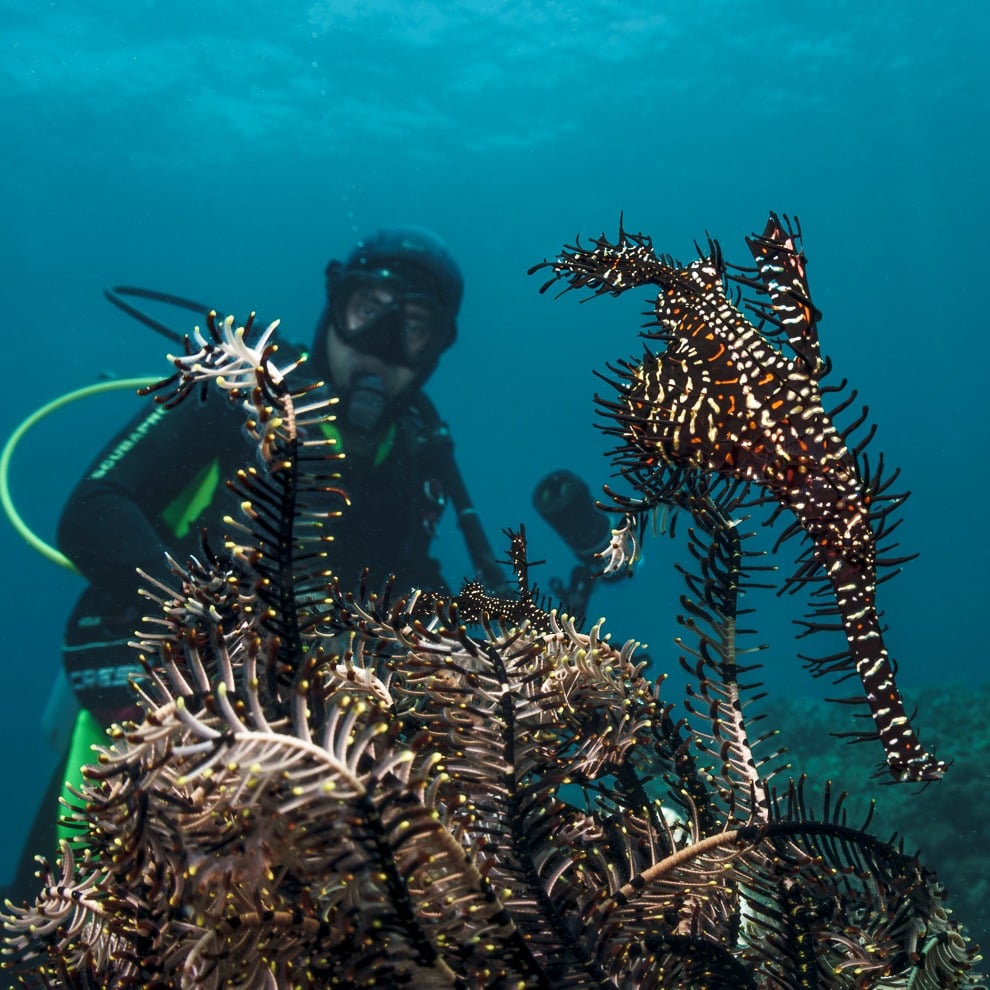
[{"x1": 531, "y1": 213, "x2": 946, "y2": 783}]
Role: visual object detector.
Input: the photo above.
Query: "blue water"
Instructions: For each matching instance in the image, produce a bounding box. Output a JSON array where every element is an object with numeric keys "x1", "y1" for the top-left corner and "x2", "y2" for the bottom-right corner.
[{"x1": 1, "y1": 0, "x2": 987, "y2": 887}]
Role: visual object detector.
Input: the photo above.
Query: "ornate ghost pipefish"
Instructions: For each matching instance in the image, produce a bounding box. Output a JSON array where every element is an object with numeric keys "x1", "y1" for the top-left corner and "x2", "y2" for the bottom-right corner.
[{"x1": 532, "y1": 213, "x2": 946, "y2": 783}]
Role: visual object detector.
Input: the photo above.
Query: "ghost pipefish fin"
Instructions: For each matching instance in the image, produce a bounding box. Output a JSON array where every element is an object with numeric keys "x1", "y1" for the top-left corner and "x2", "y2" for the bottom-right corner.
[{"x1": 733, "y1": 212, "x2": 824, "y2": 375}]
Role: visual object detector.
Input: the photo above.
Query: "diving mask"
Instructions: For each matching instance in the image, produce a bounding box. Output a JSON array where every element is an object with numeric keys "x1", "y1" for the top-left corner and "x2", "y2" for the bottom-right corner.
[{"x1": 330, "y1": 267, "x2": 456, "y2": 371}]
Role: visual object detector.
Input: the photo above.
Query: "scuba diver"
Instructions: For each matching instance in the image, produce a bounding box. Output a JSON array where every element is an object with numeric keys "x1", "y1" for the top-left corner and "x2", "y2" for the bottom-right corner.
[
  {"x1": 6, "y1": 226, "x2": 507, "y2": 901},
  {"x1": 3, "y1": 225, "x2": 616, "y2": 903},
  {"x1": 58, "y1": 225, "x2": 503, "y2": 731}
]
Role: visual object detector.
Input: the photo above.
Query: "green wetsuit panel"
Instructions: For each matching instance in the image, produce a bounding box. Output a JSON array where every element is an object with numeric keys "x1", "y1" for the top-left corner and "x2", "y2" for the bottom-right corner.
[{"x1": 57, "y1": 708, "x2": 106, "y2": 843}]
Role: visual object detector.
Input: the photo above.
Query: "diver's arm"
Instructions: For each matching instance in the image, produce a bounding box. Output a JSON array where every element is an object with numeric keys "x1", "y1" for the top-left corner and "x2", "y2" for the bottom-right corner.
[
  {"x1": 57, "y1": 392, "x2": 244, "y2": 596},
  {"x1": 58, "y1": 489, "x2": 168, "y2": 595}
]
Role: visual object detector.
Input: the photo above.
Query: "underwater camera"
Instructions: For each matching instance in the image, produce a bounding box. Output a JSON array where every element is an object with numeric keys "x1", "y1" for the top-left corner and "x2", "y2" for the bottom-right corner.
[{"x1": 531, "y1": 469, "x2": 610, "y2": 565}]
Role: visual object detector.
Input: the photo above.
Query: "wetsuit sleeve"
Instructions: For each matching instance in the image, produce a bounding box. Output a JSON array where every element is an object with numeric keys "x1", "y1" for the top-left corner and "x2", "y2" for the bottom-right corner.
[{"x1": 57, "y1": 390, "x2": 245, "y2": 597}]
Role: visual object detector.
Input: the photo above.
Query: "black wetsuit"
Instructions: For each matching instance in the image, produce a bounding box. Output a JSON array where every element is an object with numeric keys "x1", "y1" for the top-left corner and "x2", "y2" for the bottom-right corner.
[{"x1": 57, "y1": 379, "x2": 455, "y2": 723}]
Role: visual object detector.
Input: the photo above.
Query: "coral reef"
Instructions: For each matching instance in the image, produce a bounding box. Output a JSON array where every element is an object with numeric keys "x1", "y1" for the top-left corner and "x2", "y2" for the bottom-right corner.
[{"x1": 2, "y1": 217, "x2": 985, "y2": 987}]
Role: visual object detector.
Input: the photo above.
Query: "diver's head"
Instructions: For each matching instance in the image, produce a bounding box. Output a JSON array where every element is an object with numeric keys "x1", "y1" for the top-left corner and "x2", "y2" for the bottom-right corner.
[{"x1": 316, "y1": 226, "x2": 462, "y2": 431}]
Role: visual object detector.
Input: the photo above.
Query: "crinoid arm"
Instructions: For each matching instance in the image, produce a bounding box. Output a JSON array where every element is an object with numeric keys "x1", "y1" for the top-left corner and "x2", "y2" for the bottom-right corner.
[
  {"x1": 140, "y1": 309, "x2": 303, "y2": 404},
  {"x1": 138, "y1": 310, "x2": 346, "y2": 710}
]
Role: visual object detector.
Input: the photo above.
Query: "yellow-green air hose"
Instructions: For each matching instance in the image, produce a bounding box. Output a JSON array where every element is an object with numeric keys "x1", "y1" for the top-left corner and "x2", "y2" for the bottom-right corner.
[{"x1": 0, "y1": 377, "x2": 159, "y2": 572}]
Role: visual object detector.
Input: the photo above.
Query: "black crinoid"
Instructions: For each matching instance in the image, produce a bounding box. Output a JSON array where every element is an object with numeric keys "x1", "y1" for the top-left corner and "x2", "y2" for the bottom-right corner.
[{"x1": 1, "y1": 284, "x2": 982, "y2": 987}]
